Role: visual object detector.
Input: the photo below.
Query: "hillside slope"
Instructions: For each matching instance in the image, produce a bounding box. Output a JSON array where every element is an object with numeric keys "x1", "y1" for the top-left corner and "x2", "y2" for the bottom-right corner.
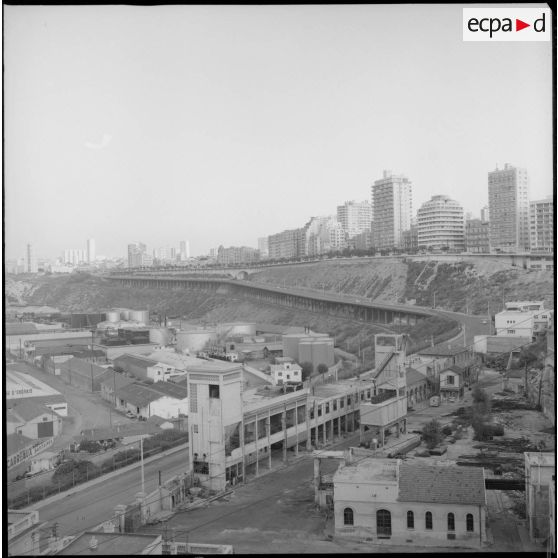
[{"x1": 248, "y1": 258, "x2": 553, "y2": 313}]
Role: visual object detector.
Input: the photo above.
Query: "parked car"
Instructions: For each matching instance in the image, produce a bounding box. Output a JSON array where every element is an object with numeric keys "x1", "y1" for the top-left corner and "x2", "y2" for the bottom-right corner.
[{"x1": 126, "y1": 410, "x2": 136, "y2": 419}]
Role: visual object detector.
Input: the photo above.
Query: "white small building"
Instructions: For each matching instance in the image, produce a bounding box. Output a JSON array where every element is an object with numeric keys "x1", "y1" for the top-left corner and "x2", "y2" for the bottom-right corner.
[
  {"x1": 333, "y1": 459, "x2": 487, "y2": 548},
  {"x1": 269, "y1": 362, "x2": 302, "y2": 385},
  {"x1": 438, "y1": 366, "x2": 464, "y2": 403},
  {"x1": 496, "y1": 301, "x2": 552, "y2": 339}
]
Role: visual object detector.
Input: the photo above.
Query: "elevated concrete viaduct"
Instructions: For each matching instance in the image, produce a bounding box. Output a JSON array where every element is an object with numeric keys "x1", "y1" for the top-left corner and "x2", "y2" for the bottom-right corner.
[{"x1": 107, "y1": 275, "x2": 435, "y2": 327}]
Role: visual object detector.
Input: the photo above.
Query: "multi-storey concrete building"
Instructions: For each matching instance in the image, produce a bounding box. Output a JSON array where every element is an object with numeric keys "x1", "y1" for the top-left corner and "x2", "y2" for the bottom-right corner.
[
  {"x1": 216, "y1": 245, "x2": 260, "y2": 265},
  {"x1": 465, "y1": 219, "x2": 490, "y2": 253},
  {"x1": 26, "y1": 243, "x2": 38, "y2": 273},
  {"x1": 337, "y1": 200, "x2": 373, "y2": 239},
  {"x1": 417, "y1": 195, "x2": 465, "y2": 251},
  {"x1": 400, "y1": 224, "x2": 418, "y2": 253},
  {"x1": 87, "y1": 238, "x2": 96, "y2": 264},
  {"x1": 267, "y1": 228, "x2": 304, "y2": 260},
  {"x1": 127, "y1": 242, "x2": 152, "y2": 268},
  {"x1": 371, "y1": 170, "x2": 413, "y2": 251},
  {"x1": 529, "y1": 196, "x2": 554, "y2": 253},
  {"x1": 257, "y1": 237, "x2": 269, "y2": 259},
  {"x1": 488, "y1": 164, "x2": 530, "y2": 252},
  {"x1": 480, "y1": 205, "x2": 489, "y2": 222}
]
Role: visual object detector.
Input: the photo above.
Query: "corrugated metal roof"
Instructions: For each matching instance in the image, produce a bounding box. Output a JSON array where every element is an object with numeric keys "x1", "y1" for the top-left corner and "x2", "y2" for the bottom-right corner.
[
  {"x1": 7, "y1": 400, "x2": 52, "y2": 422},
  {"x1": 398, "y1": 463, "x2": 485, "y2": 505}
]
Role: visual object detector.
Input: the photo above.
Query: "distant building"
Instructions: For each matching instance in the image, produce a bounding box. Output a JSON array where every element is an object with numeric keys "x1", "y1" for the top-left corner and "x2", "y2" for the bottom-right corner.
[
  {"x1": 465, "y1": 219, "x2": 489, "y2": 253},
  {"x1": 417, "y1": 195, "x2": 465, "y2": 251},
  {"x1": 371, "y1": 170, "x2": 413, "y2": 251},
  {"x1": 26, "y1": 243, "x2": 38, "y2": 273},
  {"x1": 113, "y1": 353, "x2": 177, "y2": 383},
  {"x1": 400, "y1": 225, "x2": 418, "y2": 253},
  {"x1": 268, "y1": 228, "x2": 304, "y2": 260},
  {"x1": 180, "y1": 240, "x2": 190, "y2": 259},
  {"x1": 333, "y1": 459, "x2": 487, "y2": 547},
  {"x1": 216, "y1": 245, "x2": 260, "y2": 265},
  {"x1": 480, "y1": 205, "x2": 489, "y2": 222},
  {"x1": 349, "y1": 229, "x2": 374, "y2": 252},
  {"x1": 59, "y1": 357, "x2": 113, "y2": 392},
  {"x1": 63, "y1": 248, "x2": 86, "y2": 266},
  {"x1": 529, "y1": 196, "x2": 554, "y2": 253},
  {"x1": 127, "y1": 242, "x2": 152, "y2": 268},
  {"x1": 488, "y1": 164, "x2": 530, "y2": 252},
  {"x1": 87, "y1": 238, "x2": 96, "y2": 263},
  {"x1": 257, "y1": 237, "x2": 269, "y2": 259},
  {"x1": 337, "y1": 200, "x2": 372, "y2": 239}
]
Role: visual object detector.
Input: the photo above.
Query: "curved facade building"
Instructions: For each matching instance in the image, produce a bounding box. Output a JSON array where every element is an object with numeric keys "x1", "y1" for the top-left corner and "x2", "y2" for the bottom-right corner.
[{"x1": 417, "y1": 195, "x2": 465, "y2": 251}]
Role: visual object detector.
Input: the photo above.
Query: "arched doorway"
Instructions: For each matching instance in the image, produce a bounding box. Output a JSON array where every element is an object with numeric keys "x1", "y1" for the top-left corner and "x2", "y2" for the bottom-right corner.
[{"x1": 376, "y1": 509, "x2": 391, "y2": 537}]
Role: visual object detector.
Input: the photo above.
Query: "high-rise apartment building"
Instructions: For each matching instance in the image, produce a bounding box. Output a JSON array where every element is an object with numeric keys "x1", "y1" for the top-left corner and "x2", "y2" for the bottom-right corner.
[
  {"x1": 529, "y1": 196, "x2": 554, "y2": 253},
  {"x1": 217, "y1": 245, "x2": 260, "y2": 265},
  {"x1": 465, "y1": 219, "x2": 490, "y2": 253},
  {"x1": 336, "y1": 200, "x2": 372, "y2": 239},
  {"x1": 128, "y1": 242, "x2": 151, "y2": 268},
  {"x1": 488, "y1": 164, "x2": 530, "y2": 252},
  {"x1": 417, "y1": 195, "x2": 465, "y2": 251},
  {"x1": 87, "y1": 238, "x2": 96, "y2": 264},
  {"x1": 480, "y1": 205, "x2": 490, "y2": 223},
  {"x1": 268, "y1": 228, "x2": 304, "y2": 260},
  {"x1": 26, "y1": 243, "x2": 38, "y2": 273},
  {"x1": 63, "y1": 248, "x2": 86, "y2": 265},
  {"x1": 179, "y1": 240, "x2": 190, "y2": 259},
  {"x1": 371, "y1": 170, "x2": 413, "y2": 251},
  {"x1": 257, "y1": 237, "x2": 269, "y2": 259}
]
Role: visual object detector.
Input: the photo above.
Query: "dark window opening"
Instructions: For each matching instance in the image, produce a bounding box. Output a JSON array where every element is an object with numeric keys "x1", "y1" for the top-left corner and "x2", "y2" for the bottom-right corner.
[
  {"x1": 407, "y1": 511, "x2": 414, "y2": 529},
  {"x1": 343, "y1": 508, "x2": 354, "y2": 526},
  {"x1": 209, "y1": 384, "x2": 220, "y2": 399},
  {"x1": 425, "y1": 511, "x2": 433, "y2": 530},
  {"x1": 466, "y1": 514, "x2": 474, "y2": 532},
  {"x1": 448, "y1": 513, "x2": 455, "y2": 531}
]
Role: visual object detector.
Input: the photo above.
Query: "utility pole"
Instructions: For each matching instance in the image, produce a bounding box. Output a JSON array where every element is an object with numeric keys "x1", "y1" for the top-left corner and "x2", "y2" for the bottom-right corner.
[{"x1": 140, "y1": 436, "x2": 145, "y2": 495}]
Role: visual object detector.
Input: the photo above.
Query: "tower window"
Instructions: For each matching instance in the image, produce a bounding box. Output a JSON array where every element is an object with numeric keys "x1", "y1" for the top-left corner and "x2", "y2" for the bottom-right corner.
[{"x1": 209, "y1": 384, "x2": 220, "y2": 399}]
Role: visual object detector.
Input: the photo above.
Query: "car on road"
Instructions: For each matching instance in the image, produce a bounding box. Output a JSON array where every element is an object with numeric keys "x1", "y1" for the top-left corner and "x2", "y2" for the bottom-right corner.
[
  {"x1": 449, "y1": 397, "x2": 456, "y2": 403},
  {"x1": 125, "y1": 411, "x2": 136, "y2": 419}
]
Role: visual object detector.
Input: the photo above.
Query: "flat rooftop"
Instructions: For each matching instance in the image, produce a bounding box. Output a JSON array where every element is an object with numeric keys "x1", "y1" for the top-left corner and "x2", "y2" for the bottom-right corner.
[{"x1": 310, "y1": 377, "x2": 376, "y2": 401}]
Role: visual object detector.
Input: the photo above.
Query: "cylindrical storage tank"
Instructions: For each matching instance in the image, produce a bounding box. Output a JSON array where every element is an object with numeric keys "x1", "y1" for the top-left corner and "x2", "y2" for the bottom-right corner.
[
  {"x1": 149, "y1": 328, "x2": 171, "y2": 346},
  {"x1": 312, "y1": 338, "x2": 335, "y2": 367},
  {"x1": 176, "y1": 329, "x2": 217, "y2": 353},
  {"x1": 106, "y1": 311, "x2": 120, "y2": 323},
  {"x1": 120, "y1": 309, "x2": 131, "y2": 320},
  {"x1": 136, "y1": 310, "x2": 150, "y2": 324},
  {"x1": 129, "y1": 310, "x2": 142, "y2": 322},
  {"x1": 282, "y1": 334, "x2": 304, "y2": 361},
  {"x1": 298, "y1": 341, "x2": 314, "y2": 368}
]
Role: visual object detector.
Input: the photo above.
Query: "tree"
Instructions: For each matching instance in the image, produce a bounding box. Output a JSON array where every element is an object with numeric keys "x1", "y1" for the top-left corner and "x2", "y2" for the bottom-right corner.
[
  {"x1": 317, "y1": 363, "x2": 328, "y2": 375},
  {"x1": 421, "y1": 419, "x2": 443, "y2": 449},
  {"x1": 300, "y1": 362, "x2": 314, "y2": 381},
  {"x1": 472, "y1": 385, "x2": 491, "y2": 415}
]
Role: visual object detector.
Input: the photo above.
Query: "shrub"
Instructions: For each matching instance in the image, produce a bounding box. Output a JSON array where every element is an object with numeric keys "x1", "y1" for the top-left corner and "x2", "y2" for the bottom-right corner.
[
  {"x1": 422, "y1": 419, "x2": 443, "y2": 449},
  {"x1": 442, "y1": 425, "x2": 453, "y2": 436}
]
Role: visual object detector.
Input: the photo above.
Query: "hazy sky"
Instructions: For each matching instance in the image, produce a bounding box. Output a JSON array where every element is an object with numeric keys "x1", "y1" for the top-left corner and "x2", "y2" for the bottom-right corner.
[{"x1": 4, "y1": 4, "x2": 553, "y2": 259}]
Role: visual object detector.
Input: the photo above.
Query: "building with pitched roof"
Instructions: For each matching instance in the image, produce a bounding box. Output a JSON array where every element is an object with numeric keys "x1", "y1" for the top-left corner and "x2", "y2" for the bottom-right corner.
[
  {"x1": 114, "y1": 381, "x2": 188, "y2": 419},
  {"x1": 405, "y1": 367, "x2": 431, "y2": 407},
  {"x1": 333, "y1": 458, "x2": 487, "y2": 547},
  {"x1": 6, "y1": 399, "x2": 63, "y2": 439},
  {"x1": 113, "y1": 353, "x2": 177, "y2": 382},
  {"x1": 59, "y1": 357, "x2": 112, "y2": 392}
]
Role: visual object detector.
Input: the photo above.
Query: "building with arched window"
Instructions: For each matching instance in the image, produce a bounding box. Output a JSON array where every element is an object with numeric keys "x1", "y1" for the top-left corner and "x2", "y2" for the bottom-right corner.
[{"x1": 333, "y1": 458, "x2": 487, "y2": 547}]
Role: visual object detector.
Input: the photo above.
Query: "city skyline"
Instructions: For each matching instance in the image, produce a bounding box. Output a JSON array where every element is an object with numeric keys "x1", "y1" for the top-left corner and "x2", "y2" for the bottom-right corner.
[{"x1": 4, "y1": 4, "x2": 553, "y2": 260}]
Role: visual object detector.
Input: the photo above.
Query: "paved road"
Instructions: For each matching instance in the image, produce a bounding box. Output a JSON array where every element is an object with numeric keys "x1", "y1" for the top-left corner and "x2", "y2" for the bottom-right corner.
[{"x1": 34, "y1": 447, "x2": 189, "y2": 538}]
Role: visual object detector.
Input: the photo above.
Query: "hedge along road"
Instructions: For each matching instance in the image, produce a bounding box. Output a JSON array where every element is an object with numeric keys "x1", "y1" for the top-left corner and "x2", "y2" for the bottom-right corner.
[{"x1": 22, "y1": 443, "x2": 189, "y2": 538}]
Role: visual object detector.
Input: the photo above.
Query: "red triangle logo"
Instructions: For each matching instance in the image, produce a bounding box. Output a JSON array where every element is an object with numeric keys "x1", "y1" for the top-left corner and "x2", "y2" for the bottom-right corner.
[{"x1": 516, "y1": 19, "x2": 530, "y2": 31}]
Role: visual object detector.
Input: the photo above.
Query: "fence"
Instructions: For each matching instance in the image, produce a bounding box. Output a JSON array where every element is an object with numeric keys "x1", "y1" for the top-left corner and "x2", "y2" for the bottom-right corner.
[{"x1": 7, "y1": 435, "x2": 188, "y2": 510}]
